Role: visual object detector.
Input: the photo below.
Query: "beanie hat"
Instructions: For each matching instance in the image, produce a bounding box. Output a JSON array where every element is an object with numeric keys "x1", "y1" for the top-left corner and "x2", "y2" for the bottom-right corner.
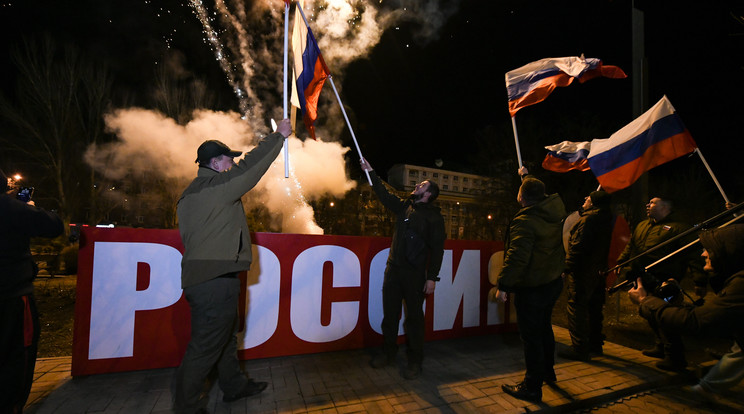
[
  {"x1": 589, "y1": 190, "x2": 611, "y2": 207},
  {"x1": 195, "y1": 140, "x2": 242, "y2": 164}
]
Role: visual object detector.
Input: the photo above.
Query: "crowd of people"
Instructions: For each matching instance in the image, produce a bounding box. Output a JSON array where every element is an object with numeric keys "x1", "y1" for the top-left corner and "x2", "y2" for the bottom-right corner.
[
  {"x1": 490, "y1": 166, "x2": 743, "y2": 403},
  {"x1": 3, "y1": 146, "x2": 742, "y2": 412}
]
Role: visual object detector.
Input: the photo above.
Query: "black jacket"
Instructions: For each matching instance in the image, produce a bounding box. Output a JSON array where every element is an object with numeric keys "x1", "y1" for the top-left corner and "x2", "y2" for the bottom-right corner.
[
  {"x1": 565, "y1": 205, "x2": 614, "y2": 278},
  {"x1": 0, "y1": 193, "x2": 64, "y2": 299},
  {"x1": 639, "y1": 224, "x2": 744, "y2": 347},
  {"x1": 369, "y1": 171, "x2": 445, "y2": 280}
]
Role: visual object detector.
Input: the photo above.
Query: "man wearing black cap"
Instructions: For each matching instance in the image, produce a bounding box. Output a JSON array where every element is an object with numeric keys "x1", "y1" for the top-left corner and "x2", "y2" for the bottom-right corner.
[
  {"x1": 172, "y1": 119, "x2": 291, "y2": 414},
  {"x1": 617, "y1": 196, "x2": 706, "y2": 371},
  {"x1": 558, "y1": 190, "x2": 614, "y2": 362},
  {"x1": 0, "y1": 169, "x2": 63, "y2": 413}
]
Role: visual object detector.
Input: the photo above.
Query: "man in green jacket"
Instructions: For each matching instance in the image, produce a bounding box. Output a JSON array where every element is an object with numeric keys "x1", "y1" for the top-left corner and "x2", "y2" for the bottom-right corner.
[
  {"x1": 172, "y1": 119, "x2": 291, "y2": 414},
  {"x1": 617, "y1": 196, "x2": 706, "y2": 371},
  {"x1": 360, "y1": 158, "x2": 446, "y2": 380},
  {"x1": 494, "y1": 167, "x2": 567, "y2": 402}
]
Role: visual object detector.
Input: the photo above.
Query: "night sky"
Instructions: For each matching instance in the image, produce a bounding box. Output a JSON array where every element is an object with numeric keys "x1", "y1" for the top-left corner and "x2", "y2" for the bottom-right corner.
[{"x1": 1, "y1": 1, "x2": 743, "y2": 204}]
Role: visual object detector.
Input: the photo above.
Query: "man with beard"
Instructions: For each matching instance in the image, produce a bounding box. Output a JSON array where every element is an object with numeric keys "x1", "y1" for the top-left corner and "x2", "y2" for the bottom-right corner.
[
  {"x1": 629, "y1": 224, "x2": 744, "y2": 400},
  {"x1": 360, "y1": 158, "x2": 445, "y2": 380},
  {"x1": 494, "y1": 167, "x2": 567, "y2": 402}
]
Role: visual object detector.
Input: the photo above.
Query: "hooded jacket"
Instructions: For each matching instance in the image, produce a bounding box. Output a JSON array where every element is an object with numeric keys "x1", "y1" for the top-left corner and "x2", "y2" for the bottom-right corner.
[
  {"x1": 177, "y1": 132, "x2": 283, "y2": 289},
  {"x1": 369, "y1": 171, "x2": 445, "y2": 280},
  {"x1": 498, "y1": 193, "x2": 567, "y2": 291},
  {"x1": 639, "y1": 224, "x2": 744, "y2": 345}
]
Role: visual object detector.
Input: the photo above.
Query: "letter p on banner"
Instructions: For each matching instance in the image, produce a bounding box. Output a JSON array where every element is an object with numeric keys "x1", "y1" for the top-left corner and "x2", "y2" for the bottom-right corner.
[{"x1": 89, "y1": 242, "x2": 183, "y2": 359}]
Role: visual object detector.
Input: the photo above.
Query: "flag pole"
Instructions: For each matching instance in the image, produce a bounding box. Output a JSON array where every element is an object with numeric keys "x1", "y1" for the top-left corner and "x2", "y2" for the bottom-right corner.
[
  {"x1": 283, "y1": 0, "x2": 290, "y2": 178},
  {"x1": 327, "y1": 77, "x2": 371, "y2": 185},
  {"x1": 695, "y1": 148, "x2": 729, "y2": 203},
  {"x1": 296, "y1": 5, "x2": 371, "y2": 185},
  {"x1": 510, "y1": 116, "x2": 523, "y2": 167}
]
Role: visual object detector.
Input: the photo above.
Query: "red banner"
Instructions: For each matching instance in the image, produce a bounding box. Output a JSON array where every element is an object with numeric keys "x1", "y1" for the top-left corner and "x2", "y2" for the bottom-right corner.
[{"x1": 72, "y1": 228, "x2": 510, "y2": 376}]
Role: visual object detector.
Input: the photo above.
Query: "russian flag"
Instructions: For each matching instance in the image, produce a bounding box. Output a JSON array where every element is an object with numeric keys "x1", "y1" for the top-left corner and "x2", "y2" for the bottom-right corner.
[
  {"x1": 505, "y1": 56, "x2": 627, "y2": 117},
  {"x1": 542, "y1": 141, "x2": 591, "y2": 172},
  {"x1": 587, "y1": 96, "x2": 697, "y2": 193},
  {"x1": 291, "y1": 3, "x2": 330, "y2": 139}
]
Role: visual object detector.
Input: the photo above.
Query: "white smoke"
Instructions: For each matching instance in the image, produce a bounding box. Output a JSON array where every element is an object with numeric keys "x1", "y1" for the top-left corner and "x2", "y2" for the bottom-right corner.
[
  {"x1": 84, "y1": 0, "x2": 463, "y2": 233},
  {"x1": 85, "y1": 108, "x2": 356, "y2": 234}
]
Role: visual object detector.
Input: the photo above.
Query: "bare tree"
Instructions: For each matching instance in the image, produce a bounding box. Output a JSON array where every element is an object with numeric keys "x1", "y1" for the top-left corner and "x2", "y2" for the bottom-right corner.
[{"x1": 0, "y1": 36, "x2": 113, "y2": 226}]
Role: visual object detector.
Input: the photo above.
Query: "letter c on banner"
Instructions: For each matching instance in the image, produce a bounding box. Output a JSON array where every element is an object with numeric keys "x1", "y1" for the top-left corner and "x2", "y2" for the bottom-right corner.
[
  {"x1": 89, "y1": 242, "x2": 183, "y2": 359},
  {"x1": 290, "y1": 245, "x2": 360, "y2": 343}
]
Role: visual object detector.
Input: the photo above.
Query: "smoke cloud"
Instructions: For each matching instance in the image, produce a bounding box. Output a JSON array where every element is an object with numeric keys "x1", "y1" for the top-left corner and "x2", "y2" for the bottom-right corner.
[
  {"x1": 84, "y1": 0, "x2": 463, "y2": 233},
  {"x1": 85, "y1": 108, "x2": 356, "y2": 234}
]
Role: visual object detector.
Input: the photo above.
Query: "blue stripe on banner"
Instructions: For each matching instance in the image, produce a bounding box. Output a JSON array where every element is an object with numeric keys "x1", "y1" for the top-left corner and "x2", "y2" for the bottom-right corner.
[{"x1": 587, "y1": 114, "x2": 688, "y2": 176}]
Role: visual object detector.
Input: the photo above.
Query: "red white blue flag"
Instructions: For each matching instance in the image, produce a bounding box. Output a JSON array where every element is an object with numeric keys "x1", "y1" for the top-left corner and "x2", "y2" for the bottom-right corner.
[
  {"x1": 291, "y1": 3, "x2": 330, "y2": 140},
  {"x1": 542, "y1": 141, "x2": 592, "y2": 173},
  {"x1": 587, "y1": 95, "x2": 697, "y2": 193},
  {"x1": 505, "y1": 56, "x2": 626, "y2": 117}
]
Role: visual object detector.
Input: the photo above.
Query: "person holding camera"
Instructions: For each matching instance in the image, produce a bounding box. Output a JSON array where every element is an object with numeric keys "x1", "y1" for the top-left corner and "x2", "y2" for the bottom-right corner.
[
  {"x1": 493, "y1": 167, "x2": 567, "y2": 402},
  {"x1": 359, "y1": 158, "x2": 446, "y2": 380},
  {"x1": 1, "y1": 169, "x2": 64, "y2": 413},
  {"x1": 617, "y1": 196, "x2": 706, "y2": 371},
  {"x1": 172, "y1": 119, "x2": 291, "y2": 414},
  {"x1": 628, "y1": 224, "x2": 744, "y2": 399}
]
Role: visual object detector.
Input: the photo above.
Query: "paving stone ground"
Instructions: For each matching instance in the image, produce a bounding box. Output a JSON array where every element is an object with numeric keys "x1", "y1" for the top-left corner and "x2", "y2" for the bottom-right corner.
[{"x1": 24, "y1": 326, "x2": 744, "y2": 413}]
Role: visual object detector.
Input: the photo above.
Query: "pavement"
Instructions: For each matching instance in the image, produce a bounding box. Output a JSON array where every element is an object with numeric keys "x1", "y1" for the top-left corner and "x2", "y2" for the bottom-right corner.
[{"x1": 24, "y1": 326, "x2": 744, "y2": 414}]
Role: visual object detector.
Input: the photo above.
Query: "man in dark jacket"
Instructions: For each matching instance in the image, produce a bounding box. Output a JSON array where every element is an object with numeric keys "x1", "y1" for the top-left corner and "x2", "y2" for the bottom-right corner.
[
  {"x1": 173, "y1": 119, "x2": 291, "y2": 414},
  {"x1": 360, "y1": 158, "x2": 446, "y2": 380},
  {"x1": 494, "y1": 167, "x2": 567, "y2": 402},
  {"x1": 559, "y1": 191, "x2": 614, "y2": 361},
  {"x1": 629, "y1": 224, "x2": 744, "y2": 398},
  {"x1": 0, "y1": 169, "x2": 64, "y2": 413},
  {"x1": 617, "y1": 196, "x2": 706, "y2": 371}
]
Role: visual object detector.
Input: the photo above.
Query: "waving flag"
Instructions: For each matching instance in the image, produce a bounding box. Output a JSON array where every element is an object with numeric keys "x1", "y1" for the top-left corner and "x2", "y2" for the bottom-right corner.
[
  {"x1": 542, "y1": 141, "x2": 591, "y2": 172},
  {"x1": 291, "y1": 2, "x2": 330, "y2": 139},
  {"x1": 505, "y1": 56, "x2": 626, "y2": 117},
  {"x1": 587, "y1": 96, "x2": 697, "y2": 193}
]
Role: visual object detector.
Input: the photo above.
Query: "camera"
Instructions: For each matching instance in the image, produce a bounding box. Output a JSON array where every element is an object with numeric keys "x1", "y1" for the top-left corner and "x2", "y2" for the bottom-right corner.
[
  {"x1": 17, "y1": 186, "x2": 34, "y2": 202},
  {"x1": 655, "y1": 279, "x2": 683, "y2": 305}
]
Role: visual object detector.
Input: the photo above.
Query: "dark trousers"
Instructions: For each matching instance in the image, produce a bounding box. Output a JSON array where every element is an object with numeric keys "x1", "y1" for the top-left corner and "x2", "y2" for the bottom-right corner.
[
  {"x1": 514, "y1": 277, "x2": 563, "y2": 389},
  {"x1": 172, "y1": 275, "x2": 249, "y2": 414},
  {"x1": 566, "y1": 271, "x2": 606, "y2": 352},
  {"x1": 381, "y1": 265, "x2": 426, "y2": 364},
  {"x1": 1, "y1": 294, "x2": 40, "y2": 414}
]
